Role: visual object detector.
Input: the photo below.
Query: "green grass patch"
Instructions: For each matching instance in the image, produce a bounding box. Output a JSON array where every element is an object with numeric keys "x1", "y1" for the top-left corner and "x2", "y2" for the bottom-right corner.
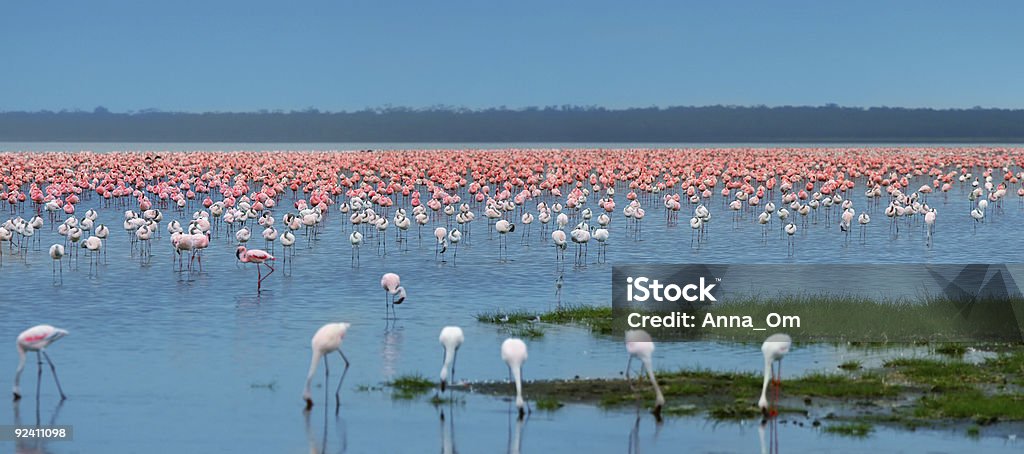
[
  {"x1": 838, "y1": 360, "x2": 862, "y2": 371},
  {"x1": 387, "y1": 374, "x2": 435, "y2": 399},
  {"x1": 983, "y1": 350, "x2": 1024, "y2": 385},
  {"x1": 884, "y1": 358, "x2": 999, "y2": 390},
  {"x1": 823, "y1": 422, "x2": 874, "y2": 437},
  {"x1": 539, "y1": 305, "x2": 614, "y2": 334},
  {"x1": 966, "y1": 425, "x2": 981, "y2": 437},
  {"x1": 535, "y1": 397, "x2": 565, "y2": 411},
  {"x1": 477, "y1": 305, "x2": 613, "y2": 335},
  {"x1": 476, "y1": 310, "x2": 537, "y2": 324},
  {"x1": 709, "y1": 400, "x2": 761, "y2": 420},
  {"x1": 786, "y1": 372, "x2": 898, "y2": 398},
  {"x1": 935, "y1": 344, "x2": 967, "y2": 357},
  {"x1": 914, "y1": 391, "x2": 1024, "y2": 421},
  {"x1": 505, "y1": 325, "x2": 545, "y2": 339}
]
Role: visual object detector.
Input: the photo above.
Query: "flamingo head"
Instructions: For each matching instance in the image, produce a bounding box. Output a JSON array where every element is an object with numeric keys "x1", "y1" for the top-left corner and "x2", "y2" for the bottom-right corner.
[{"x1": 393, "y1": 286, "x2": 406, "y2": 304}]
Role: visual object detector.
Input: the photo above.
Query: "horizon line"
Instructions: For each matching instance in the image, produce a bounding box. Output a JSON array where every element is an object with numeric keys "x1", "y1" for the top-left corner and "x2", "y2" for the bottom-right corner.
[{"x1": 3, "y1": 103, "x2": 1024, "y2": 115}]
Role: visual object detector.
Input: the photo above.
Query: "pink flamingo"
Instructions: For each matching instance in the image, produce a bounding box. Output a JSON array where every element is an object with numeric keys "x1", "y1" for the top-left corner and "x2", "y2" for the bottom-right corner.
[
  {"x1": 13, "y1": 324, "x2": 69, "y2": 401},
  {"x1": 302, "y1": 322, "x2": 351, "y2": 410},
  {"x1": 236, "y1": 246, "x2": 275, "y2": 292},
  {"x1": 381, "y1": 272, "x2": 406, "y2": 319},
  {"x1": 759, "y1": 333, "x2": 792, "y2": 420}
]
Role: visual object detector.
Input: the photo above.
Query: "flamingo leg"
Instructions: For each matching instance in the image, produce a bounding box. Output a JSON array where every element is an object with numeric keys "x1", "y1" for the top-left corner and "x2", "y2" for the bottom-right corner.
[
  {"x1": 42, "y1": 351, "x2": 66, "y2": 400},
  {"x1": 256, "y1": 263, "x2": 263, "y2": 292},
  {"x1": 335, "y1": 350, "x2": 350, "y2": 409}
]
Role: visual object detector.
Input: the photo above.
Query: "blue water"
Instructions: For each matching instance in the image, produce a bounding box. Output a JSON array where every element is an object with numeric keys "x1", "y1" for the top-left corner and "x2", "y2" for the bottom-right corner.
[{"x1": 1, "y1": 144, "x2": 1022, "y2": 453}]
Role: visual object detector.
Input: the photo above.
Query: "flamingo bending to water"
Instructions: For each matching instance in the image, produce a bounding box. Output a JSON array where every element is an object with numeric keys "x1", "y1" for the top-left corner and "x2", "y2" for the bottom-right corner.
[
  {"x1": 439, "y1": 326, "x2": 464, "y2": 392},
  {"x1": 13, "y1": 324, "x2": 68, "y2": 402},
  {"x1": 302, "y1": 322, "x2": 351, "y2": 410},
  {"x1": 501, "y1": 338, "x2": 529, "y2": 419},
  {"x1": 758, "y1": 333, "x2": 792, "y2": 419}
]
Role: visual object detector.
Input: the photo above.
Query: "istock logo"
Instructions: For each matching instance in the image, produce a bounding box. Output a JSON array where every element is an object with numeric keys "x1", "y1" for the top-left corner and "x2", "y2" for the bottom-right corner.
[{"x1": 626, "y1": 276, "x2": 717, "y2": 302}]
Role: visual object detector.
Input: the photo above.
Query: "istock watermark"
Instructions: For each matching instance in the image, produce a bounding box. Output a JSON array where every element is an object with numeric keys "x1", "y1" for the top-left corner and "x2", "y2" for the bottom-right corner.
[{"x1": 611, "y1": 264, "x2": 1024, "y2": 342}]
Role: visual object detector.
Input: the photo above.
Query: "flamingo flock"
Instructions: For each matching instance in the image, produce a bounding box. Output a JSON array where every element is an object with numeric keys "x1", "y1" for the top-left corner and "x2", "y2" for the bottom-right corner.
[{"x1": 0, "y1": 147, "x2": 1017, "y2": 290}]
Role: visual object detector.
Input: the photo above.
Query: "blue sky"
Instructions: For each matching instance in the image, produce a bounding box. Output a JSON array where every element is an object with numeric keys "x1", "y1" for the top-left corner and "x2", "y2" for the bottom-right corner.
[{"x1": 1, "y1": 1, "x2": 1022, "y2": 112}]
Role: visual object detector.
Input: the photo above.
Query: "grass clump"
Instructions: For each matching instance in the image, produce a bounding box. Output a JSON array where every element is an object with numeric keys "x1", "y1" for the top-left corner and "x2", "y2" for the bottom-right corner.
[
  {"x1": 477, "y1": 305, "x2": 613, "y2": 335},
  {"x1": 541, "y1": 305, "x2": 614, "y2": 334},
  {"x1": 823, "y1": 422, "x2": 873, "y2": 437},
  {"x1": 786, "y1": 372, "x2": 897, "y2": 398},
  {"x1": 838, "y1": 360, "x2": 862, "y2": 371},
  {"x1": 506, "y1": 325, "x2": 545, "y2": 339},
  {"x1": 476, "y1": 310, "x2": 536, "y2": 324},
  {"x1": 884, "y1": 358, "x2": 997, "y2": 390},
  {"x1": 709, "y1": 400, "x2": 761, "y2": 420},
  {"x1": 934, "y1": 344, "x2": 967, "y2": 357},
  {"x1": 966, "y1": 425, "x2": 981, "y2": 437},
  {"x1": 535, "y1": 397, "x2": 565, "y2": 411},
  {"x1": 387, "y1": 374, "x2": 435, "y2": 400},
  {"x1": 914, "y1": 391, "x2": 1024, "y2": 421}
]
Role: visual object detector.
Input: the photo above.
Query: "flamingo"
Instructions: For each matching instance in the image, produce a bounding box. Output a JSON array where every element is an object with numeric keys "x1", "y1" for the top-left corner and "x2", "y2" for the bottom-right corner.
[
  {"x1": 551, "y1": 230, "x2": 567, "y2": 266},
  {"x1": 495, "y1": 219, "x2": 515, "y2": 262},
  {"x1": 447, "y1": 229, "x2": 462, "y2": 264},
  {"x1": 280, "y1": 230, "x2": 296, "y2": 258},
  {"x1": 784, "y1": 223, "x2": 796, "y2": 255},
  {"x1": 236, "y1": 246, "x2": 275, "y2": 293},
  {"x1": 0, "y1": 226, "x2": 10, "y2": 265},
  {"x1": 81, "y1": 236, "x2": 102, "y2": 274},
  {"x1": 302, "y1": 322, "x2": 351, "y2": 410},
  {"x1": 349, "y1": 230, "x2": 363, "y2": 267},
  {"x1": 570, "y1": 227, "x2": 590, "y2": 266},
  {"x1": 758, "y1": 333, "x2": 792, "y2": 419},
  {"x1": 13, "y1": 324, "x2": 68, "y2": 402},
  {"x1": 262, "y1": 226, "x2": 279, "y2": 253},
  {"x1": 439, "y1": 326, "x2": 464, "y2": 392},
  {"x1": 970, "y1": 207, "x2": 984, "y2": 232},
  {"x1": 625, "y1": 329, "x2": 664, "y2": 419},
  {"x1": 501, "y1": 338, "x2": 529, "y2": 419},
  {"x1": 924, "y1": 209, "x2": 936, "y2": 247},
  {"x1": 434, "y1": 227, "x2": 447, "y2": 261},
  {"x1": 48, "y1": 244, "x2": 64, "y2": 282},
  {"x1": 857, "y1": 212, "x2": 870, "y2": 244},
  {"x1": 593, "y1": 228, "x2": 609, "y2": 263},
  {"x1": 381, "y1": 272, "x2": 406, "y2": 319}
]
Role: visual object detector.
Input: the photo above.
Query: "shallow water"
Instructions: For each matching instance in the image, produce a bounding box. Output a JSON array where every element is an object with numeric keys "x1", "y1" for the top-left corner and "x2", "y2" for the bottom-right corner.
[{"x1": 1, "y1": 144, "x2": 1022, "y2": 452}]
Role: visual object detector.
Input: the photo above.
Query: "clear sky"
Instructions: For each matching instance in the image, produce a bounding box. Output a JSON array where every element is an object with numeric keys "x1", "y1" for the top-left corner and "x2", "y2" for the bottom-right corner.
[{"x1": 2, "y1": 0, "x2": 1022, "y2": 112}]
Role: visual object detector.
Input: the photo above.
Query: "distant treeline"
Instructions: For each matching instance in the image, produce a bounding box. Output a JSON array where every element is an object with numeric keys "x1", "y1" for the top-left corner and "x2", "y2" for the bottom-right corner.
[{"x1": 1, "y1": 105, "x2": 1023, "y2": 142}]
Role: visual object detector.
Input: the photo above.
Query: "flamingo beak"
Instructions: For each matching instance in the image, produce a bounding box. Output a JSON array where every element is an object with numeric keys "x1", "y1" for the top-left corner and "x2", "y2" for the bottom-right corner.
[
  {"x1": 13, "y1": 392, "x2": 21, "y2": 401},
  {"x1": 304, "y1": 397, "x2": 313, "y2": 410},
  {"x1": 440, "y1": 380, "x2": 446, "y2": 392}
]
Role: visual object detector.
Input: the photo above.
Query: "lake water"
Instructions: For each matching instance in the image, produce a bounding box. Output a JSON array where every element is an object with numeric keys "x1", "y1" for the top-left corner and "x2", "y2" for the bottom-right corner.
[{"x1": 1, "y1": 143, "x2": 1021, "y2": 453}]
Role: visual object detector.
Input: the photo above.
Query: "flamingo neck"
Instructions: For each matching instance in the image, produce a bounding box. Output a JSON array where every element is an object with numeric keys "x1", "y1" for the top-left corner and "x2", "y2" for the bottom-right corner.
[
  {"x1": 759, "y1": 354, "x2": 772, "y2": 407},
  {"x1": 303, "y1": 350, "x2": 322, "y2": 400},
  {"x1": 511, "y1": 364, "x2": 524, "y2": 409},
  {"x1": 13, "y1": 347, "x2": 26, "y2": 392},
  {"x1": 641, "y1": 356, "x2": 664, "y2": 407},
  {"x1": 440, "y1": 345, "x2": 455, "y2": 383}
]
